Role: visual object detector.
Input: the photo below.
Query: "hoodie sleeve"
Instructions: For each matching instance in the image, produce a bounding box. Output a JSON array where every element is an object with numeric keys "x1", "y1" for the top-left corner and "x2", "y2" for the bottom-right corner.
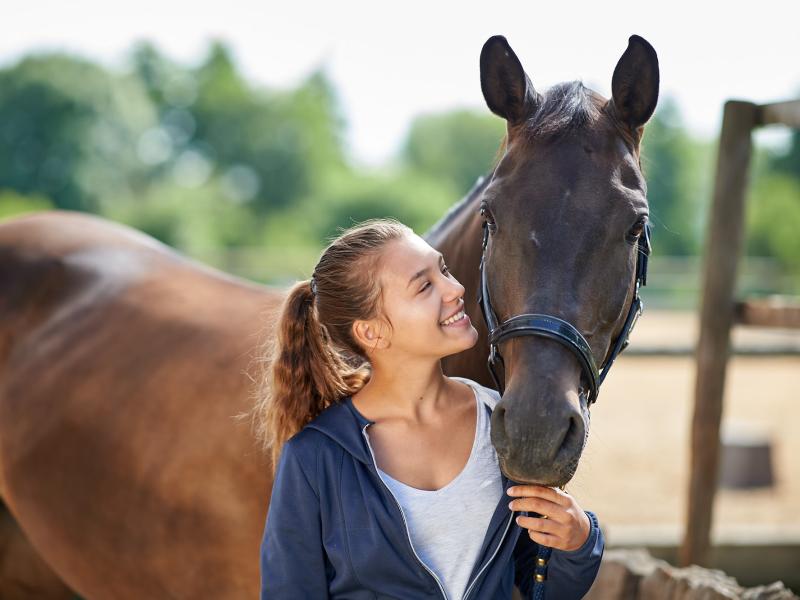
[
  {"x1": 513, "y1": 510, "x2": 604, "y2": 599},
  {"x1": 259, "y1": 437, "x2": 330, "y2": 599}
]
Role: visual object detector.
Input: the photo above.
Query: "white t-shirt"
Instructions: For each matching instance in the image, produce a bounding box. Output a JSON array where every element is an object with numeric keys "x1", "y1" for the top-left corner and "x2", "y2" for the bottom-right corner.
[{"x1": 369, "y1": 377, "x2": 504, "y2": 600}]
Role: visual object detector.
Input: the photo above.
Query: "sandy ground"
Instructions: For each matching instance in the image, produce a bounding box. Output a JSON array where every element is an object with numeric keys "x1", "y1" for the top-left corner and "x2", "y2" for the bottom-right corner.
[{"x1": 562, "y1": 310, "x2": 800, "y2": 545}]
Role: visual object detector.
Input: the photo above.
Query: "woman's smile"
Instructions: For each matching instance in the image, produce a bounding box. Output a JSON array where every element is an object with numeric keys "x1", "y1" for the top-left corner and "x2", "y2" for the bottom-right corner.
[{"x1": 439, "y1": 309, "x2": 471, "y2": 328}]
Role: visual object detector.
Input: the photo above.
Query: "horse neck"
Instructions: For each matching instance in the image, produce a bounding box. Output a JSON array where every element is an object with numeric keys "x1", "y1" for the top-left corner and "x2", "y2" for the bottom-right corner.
[
  {"x1": 423, "y1": 174, "x2": 489, "y2": 316},
  {"x1": 423, "y1": 173, "x2": 494, "y2": 385}
]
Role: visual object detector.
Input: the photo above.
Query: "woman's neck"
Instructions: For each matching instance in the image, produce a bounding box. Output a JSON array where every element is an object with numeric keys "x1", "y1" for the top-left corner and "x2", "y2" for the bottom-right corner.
[{"x1": 352, "y1": 360, "x2": 461, "y2": 423}]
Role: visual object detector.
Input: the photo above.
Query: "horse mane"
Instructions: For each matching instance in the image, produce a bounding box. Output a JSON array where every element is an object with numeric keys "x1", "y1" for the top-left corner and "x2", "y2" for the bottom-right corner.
[
  {"x1": 520, "y1": 80, "x2": 602, "y2": 142},
  {"x1": 423, "y1": 172, "x2": 493, "y2": 240}
]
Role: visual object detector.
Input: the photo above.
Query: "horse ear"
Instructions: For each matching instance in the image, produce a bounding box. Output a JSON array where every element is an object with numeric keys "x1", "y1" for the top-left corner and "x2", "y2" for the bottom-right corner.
[
  {"x1": 608, "y1": 35, "x2": 660, "y2": 134},
  {"x1": 480, "y1": 35, "x2": 540, "y2": 126}
]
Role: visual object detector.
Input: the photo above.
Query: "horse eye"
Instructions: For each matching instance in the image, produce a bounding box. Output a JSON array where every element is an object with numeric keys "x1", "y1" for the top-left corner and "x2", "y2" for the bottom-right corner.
[{"x1": 627, "y1": 219, "x2": 646, "y2": 241}]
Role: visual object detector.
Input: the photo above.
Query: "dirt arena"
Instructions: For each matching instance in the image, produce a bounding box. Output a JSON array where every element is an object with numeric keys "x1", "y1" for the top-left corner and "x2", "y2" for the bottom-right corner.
[{"x1": 564, "y1": 309, "x2": 800, "y2": 545}]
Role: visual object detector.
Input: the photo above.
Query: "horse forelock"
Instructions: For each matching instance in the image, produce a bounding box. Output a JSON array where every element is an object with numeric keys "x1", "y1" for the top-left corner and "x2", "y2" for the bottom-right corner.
[{"x1": 519, "y1": 80, "x2": 604, "y2": 143}]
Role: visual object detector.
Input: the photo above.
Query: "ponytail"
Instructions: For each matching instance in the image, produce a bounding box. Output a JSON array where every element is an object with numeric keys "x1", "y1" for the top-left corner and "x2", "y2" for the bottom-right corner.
[{"x1": 251, "y1": 218, "x2": 413, "y2": 473}]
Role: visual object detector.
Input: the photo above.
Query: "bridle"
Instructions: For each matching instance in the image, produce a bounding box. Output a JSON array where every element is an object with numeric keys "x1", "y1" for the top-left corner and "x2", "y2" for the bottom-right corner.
[
  {"x1": 476, "y1": 211, "x2": 651, "y2": 404},
  {"x1": 473, "y1": 202, "x2": 651, "y2": 597}
]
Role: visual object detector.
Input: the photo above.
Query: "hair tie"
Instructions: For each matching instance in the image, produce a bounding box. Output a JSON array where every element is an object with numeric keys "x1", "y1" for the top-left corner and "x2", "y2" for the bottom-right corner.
[{"x1": 310, "y1": 275, "x2": 318, "y2": 297}]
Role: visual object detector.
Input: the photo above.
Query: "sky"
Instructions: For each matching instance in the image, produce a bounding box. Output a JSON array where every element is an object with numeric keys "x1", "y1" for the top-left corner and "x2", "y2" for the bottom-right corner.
[{"x1": 3, "y1": 0, "x2": 799, "y2": 168}]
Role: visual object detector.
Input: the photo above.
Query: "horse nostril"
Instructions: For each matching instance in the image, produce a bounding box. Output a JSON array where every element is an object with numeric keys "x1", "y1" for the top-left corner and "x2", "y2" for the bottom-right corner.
[
  {"x1": 494, "y1": 402, "x2": 506, "y2": 426},
  {"x1": 560, "y1": 411, "x2": 585, "y2": 456},
  {"x1": 563, "y1": 418, "x2": 575, "y2": 447}
]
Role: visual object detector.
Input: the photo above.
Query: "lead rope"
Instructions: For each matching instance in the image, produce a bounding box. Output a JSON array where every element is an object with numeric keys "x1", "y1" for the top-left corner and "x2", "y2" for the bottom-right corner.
[
  {"x1": 530, "y1": 484, "x2": 565, "y2": 599},
  {"x1": 532, "y1": 543, "x2": 552, "y2": 599}
]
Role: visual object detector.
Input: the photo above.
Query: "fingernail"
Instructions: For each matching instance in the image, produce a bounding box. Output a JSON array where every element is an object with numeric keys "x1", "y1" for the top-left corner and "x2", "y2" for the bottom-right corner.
[
  {"x1": 507, "y1": 487, "x2": 516, "y2": 495},
  {"x1": 508, "y1": 501, "x2": 514, "y2": 510}
]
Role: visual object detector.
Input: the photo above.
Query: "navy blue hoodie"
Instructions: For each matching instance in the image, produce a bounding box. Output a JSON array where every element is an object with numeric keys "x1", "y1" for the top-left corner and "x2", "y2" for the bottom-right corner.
[{"x1": 259, "y1": 377, "x2": 604, "y2": 599}]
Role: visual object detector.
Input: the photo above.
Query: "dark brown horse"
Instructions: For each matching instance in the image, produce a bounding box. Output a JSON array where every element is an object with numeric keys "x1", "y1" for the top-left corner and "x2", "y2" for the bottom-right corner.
[
  {"x1": 437, "y1": 34, "x2": 658, "y2": 486},
  {"x1": 0, "y1": 34, "x2": 657, "y2": 599}
]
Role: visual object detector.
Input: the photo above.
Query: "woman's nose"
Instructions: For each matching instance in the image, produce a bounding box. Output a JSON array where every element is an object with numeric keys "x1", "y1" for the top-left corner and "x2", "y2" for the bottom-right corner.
[{"x1": 444, "y1": 277, "x2": 465, "y2": 301}]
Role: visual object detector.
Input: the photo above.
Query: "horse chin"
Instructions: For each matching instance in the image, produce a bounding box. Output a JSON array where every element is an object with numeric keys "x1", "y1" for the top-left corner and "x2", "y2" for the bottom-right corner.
[{"x1": 498, "y1": 455, "x2": 579, "y2": 488}]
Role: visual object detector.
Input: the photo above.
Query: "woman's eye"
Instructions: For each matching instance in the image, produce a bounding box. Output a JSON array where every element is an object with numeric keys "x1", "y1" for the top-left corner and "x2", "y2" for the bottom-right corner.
[
  {"x1": 419, "y1": 266, "x2": 450, "y2": 293},
  {"x1": 419, "y1": 265, "x2": 450, "y2": 292}
]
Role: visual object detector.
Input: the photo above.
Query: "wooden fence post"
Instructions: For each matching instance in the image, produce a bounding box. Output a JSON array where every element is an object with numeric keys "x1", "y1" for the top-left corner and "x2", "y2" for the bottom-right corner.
[{"x1": 679, "y1": 100, "x2": 757, "y2": 567}]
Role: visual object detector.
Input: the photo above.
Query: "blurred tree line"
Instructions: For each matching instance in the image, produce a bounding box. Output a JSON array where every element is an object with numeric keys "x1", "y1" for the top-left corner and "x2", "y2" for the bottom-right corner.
[{"x1": 0, "y1": 41, "x2": 797, "y2": 292}]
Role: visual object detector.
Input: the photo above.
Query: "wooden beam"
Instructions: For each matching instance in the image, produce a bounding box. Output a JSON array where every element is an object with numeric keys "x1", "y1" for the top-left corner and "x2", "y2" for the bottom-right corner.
[
  {"x1": 680, "y1": 100, "x2": 758, "y2": 568},
  {"x1": 733, "y1": 297, "x2": 800, "y2": 328},
  {"x1": 756, "y1": 99, "x2": 800, "y2": 128}
]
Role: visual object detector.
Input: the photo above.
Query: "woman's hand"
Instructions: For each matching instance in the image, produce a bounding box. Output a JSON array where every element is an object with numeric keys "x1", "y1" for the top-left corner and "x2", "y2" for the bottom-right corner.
[{"x1": 507, "y1": 485, "x2": 591, "y2": 551}]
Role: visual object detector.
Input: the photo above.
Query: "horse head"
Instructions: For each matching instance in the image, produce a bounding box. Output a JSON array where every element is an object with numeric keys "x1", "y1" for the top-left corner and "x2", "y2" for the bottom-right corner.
[{"x1": 477, "y1": 34, "x2": 659, "y2": 486}]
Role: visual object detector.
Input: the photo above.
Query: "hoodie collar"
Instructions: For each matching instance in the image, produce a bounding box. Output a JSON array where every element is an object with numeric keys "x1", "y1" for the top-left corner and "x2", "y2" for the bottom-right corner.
[{"x1": 304, "y1": 377, "x2": 499, "y2": 466}]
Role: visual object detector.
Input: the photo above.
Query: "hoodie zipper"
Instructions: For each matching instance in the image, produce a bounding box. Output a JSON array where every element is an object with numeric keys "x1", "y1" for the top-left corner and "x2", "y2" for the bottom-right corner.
[
  {"x1": 361, "y1": 423, "x2": 515, "y2": 600},
  {"x1": 460, "y1": 509, "x2": 514, "y2": 600},
  {"x1": 361, "y1": 425, "x2": 449, "y2": 600},
  {"x1": 454, "y1": 380, "x2": 516, "y2": 599}
]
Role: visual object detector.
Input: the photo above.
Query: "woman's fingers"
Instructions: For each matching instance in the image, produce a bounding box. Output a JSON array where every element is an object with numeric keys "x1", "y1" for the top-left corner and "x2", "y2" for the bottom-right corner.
[
  {"x1": 507, "y1": 485, "x2": 569, "y2": 506},
  {"x1": 508, "y1": 496, "x2": 568, "y2": 523},
  {"x1": 517, "y1": 516, "x2": 576, "y2": 550},
  {"x1": 515, "y1": 515, "x2": 563, "y2": 536},
  {"x1": 507, "y1": 484, "x2": 591, "y2": 551},
  {"x1": 527, "y1": 529, "x2": 561, "y2": 548}
]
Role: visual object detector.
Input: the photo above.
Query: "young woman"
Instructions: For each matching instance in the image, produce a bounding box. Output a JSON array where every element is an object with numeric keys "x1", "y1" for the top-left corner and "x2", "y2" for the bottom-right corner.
[{"x1": 255, "y1": 218, "x2": 604, "y2": 599}]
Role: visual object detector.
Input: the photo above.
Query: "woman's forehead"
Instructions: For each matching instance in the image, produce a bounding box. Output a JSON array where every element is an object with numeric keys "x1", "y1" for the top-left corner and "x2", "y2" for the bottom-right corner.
[{"x1": 381, "y1": 235, "x2": 436, "y2": 283}]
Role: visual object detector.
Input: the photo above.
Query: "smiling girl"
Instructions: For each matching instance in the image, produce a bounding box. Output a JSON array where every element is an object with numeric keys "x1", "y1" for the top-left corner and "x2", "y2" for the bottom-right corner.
[{"x1": 255, "y1": 218, "x2": 604, "y2": 599}]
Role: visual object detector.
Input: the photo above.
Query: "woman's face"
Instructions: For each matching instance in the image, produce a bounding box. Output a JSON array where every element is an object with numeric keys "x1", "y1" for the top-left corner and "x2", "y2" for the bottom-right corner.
[{"x1": 363, "y1": 233, "x2": 479, "y2": 359}]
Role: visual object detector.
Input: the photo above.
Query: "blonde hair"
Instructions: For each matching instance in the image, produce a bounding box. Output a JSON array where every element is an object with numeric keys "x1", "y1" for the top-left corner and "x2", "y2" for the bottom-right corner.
[{"x1": 251, "y1": 217, "x2": 413, "y2": 473}]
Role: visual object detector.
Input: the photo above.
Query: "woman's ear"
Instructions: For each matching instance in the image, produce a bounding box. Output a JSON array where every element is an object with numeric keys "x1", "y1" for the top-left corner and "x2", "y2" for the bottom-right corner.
[{"x1": 352, "y1": 318, "x2": 390, "y2": 353}]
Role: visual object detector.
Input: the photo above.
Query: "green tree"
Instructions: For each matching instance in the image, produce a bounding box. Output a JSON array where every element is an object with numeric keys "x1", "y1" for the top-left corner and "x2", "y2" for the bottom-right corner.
[
  {"x1": 766, "y1": 85, "x2": 800, "y2": 179},
  {"x1": 746, "y1": 147, "x2": 800, "y2": 288},
  {"x1": 187, "y1": 42, "x2": 349, "y2": 215},
  {"x1": 289, "y1": 168, "x2": 459, "y2": 243},
  {"x1": 0, "y1": 53, "x2": 156, "y2": 213},
  {"x1": 639, "y1": 96, "x2": 708, "y2": 256},
  {"x1": 770, "y1": 130, "x2": 800, "y2": 179},
  {"x1": 102, "y1": 176, "x2": 261, "y2": 253},
  {"x1": 399, "y1": 109, "x2": 505, "y2": 195},
  {"x1": 0, "y1": 189, "x2": 54, "y2": 221}
]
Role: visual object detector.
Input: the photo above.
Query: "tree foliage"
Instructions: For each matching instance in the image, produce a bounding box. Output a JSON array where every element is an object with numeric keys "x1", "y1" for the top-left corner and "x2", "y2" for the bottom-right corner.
[
  {"x1": 0, "y1": 43, "x2": 796, "y2": 290},
  {"x1": 0, "y1": 53, "x2": 156, "y2": 212},
  {"x1": 400, "y1": 109, "x2": 505, "y2": 195}
]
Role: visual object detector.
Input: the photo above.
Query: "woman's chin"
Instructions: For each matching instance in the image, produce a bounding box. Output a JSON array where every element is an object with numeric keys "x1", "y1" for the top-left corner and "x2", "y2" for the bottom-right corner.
[{"x1": 439, "y1": 325, "x2": 479, "y2": 354}]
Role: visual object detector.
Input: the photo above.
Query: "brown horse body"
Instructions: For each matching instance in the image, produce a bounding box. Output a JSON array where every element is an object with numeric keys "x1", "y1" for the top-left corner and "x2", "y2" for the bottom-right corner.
[
  {"x1": 0, "y1": 195, "x2": 493, "y2": 598},
  {"x1": 0, "y1": 33, "x2": 657, "y2": 599},
  {"x1": 0, "y1": 212, "x2": 281, "y2": 597}
]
